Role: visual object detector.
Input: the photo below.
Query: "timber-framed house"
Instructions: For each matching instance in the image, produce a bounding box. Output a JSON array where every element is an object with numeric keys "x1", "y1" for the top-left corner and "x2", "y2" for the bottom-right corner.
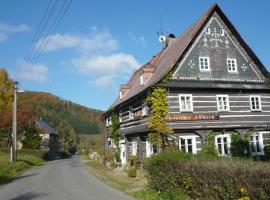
[{"x1": 104, "y1": 4, "x2": 270, "y2": 165}]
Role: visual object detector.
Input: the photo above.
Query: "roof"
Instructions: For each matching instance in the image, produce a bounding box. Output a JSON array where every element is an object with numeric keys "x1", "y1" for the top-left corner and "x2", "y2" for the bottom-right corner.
[
  {"x1": 108, "y1": 3, "x2": 270, "y2": 112},
  {"x1": 36, "y1": 119, "x2": 57, "y2": 135}
]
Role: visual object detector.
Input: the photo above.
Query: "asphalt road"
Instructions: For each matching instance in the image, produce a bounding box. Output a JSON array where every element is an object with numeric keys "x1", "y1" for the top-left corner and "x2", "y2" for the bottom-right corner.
[{"x1": 0, "y1": 156, "x2": 133, "y2": 200}]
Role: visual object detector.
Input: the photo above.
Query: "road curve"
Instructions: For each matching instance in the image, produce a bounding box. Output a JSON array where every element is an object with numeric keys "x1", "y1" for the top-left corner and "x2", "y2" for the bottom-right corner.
[{"x1": 0, "y1": 156, "x2": 133, "y2": 200}]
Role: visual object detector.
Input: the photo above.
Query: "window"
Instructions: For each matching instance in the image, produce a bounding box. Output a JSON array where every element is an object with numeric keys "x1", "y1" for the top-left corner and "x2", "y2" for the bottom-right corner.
[
  {"x1": 119, "y1": 111, "x2": 123, "y2": 123},
  {"x1": 129, "y1": 107, "x2": 134, "y2": 120},
  {"x1": 106, "y1": 116, "x2": 112, "y2": 127},
  {"x1": 220, "y1": 28, "x2": 225, "y2": 36},
  {"x1": 215, "y1": 134, "x2": 231, "y2": 156},
  {"x1": 131, "y1": 139, "x2": 137, "y2": 156},
  {"x1": 250, "y1": 134, "x2": 263, "y2": 155},
  {"x1": 206, "y1": 27, "x2": 211, "y2": 34},
  {"x1": 250, "y1": 95, "x2": 261, "y2": 111},
  {"x1": 227, "y1": 58, "x2": 237, "y2": 73},
  {"x1": 216, "y1": 95, "x2": 230, "y2": 111},
  {"x1": 199, "y1": 57, "x2": 210, "y2": 71},
  {"x1": 142, "y1": 103, "x2": 149, "y2": 116},
  {"x1": 140, "y1": 75, "x2": 144, "y2": 86},
  {"x1": 179, "y1": 136, "x2": 197, "y2": 154},
  {"x1": 179, "y1": 94, "x2": 193, "y2": 112}
]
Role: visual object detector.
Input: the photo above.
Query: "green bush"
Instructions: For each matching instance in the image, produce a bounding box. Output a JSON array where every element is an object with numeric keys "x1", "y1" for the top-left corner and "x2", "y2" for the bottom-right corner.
[
  {"x1": 144, "y1": 150, "x2": 270, "y2": 200},
  {"x1": 127, "y1": 167, "x2": 137, "y2": 178},
  {"x1": 230, "y1": 133, "x2": 250, "y2": 158},
  {"x1": 264, "y1": 145, "x2": 270, "y2": 161},
  {"x1": 59, "y1": 151, "x2": 71, "y2": 159}
]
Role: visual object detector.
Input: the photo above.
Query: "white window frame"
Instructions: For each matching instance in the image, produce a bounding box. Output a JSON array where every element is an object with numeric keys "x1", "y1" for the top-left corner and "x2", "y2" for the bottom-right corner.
[
  {"x1": 142, "y1": 103, "x2": 148, "y2": 116},
  {"x1": 250, "y1": 95, "x2": 262, "y2": 111},
  {"x1": 216, "y1": 95, "x2": 230, "y2": 111},
  {"x1": 250, "y1": 133, "x2": 264, "y2": 156},
  {"x1": 227, "y1": 58, "x2": 238, "y2": 73},
  {"x1": 106, "y1": 116, "x2": 112, "y2": 127},
  {"x1": 199, "y1": 57, "x2": 210, "y2": 71},
  {"x1": 179, "y1": 136, "x2": 197, "y2": 154},
  {"x1": 140, "y1": 74, "x2": 144, "y2": 86},
  {"x1": 215, "y1": 134, "x2": 231, "y2": 156},
  {"x1": 129, "y1": 107, "x2": 134, "y2": 120},
  {"x1": 220, "y1": 28, "x2": 225, "y2": 36},
  {"x1": 119, "y1": 111, "x2": 123, "y2": 123},
  {"x1": 206, "y1": 27, "x2": 211, "y2": 34},
  {"x1": 179, "y1": 94, "x2": 193, "y2": 112}
]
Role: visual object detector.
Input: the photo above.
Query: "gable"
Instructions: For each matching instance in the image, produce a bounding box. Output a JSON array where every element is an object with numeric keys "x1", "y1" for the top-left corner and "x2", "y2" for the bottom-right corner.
[{"x1": 172, "y1": 12, "x2": 267, "y2": 83}]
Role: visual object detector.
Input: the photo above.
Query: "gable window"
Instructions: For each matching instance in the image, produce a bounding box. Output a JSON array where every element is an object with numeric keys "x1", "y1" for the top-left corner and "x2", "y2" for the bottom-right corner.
[
  {"x1": 220, "y1": 28, "x2": 225, "y2": 36},
  {"x1": 227, "y1": 58, "x2": 238, "y2": 73},
  {"x1": 250, "y1": 95, "x2": 261, "y2": 111},
  {"x1": 179, "y1": 136, "x2": 197, "y2": 154},
  {"x1": 199, "y1": 57, "x2": 210, "y2": 71},
  {"x1": 216, "y1": 95, "x2": 230, "y2": 111},
  {"x1": 140, "y1": 74, "x2": 144, "y2": 86},
  {"x1": 215, "y1": 134, "x2": 231, "y2": 156},
  {"x1": 250, "y1": 133, "x2": 263, "y2": 155},
  {"x1": 179, "y1": 94, "x2": 193, "y2": 112},
  {"x1": 206, "y1": 27, "x2": 211, "y2": 34}
]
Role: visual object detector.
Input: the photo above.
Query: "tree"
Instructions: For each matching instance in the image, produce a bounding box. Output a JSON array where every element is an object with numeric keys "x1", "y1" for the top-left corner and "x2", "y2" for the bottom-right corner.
[
  {"x1": 0, "y1": 68, "x2": 14, "y2": 113},
  {"x1": 22, "y1": 123, "x2": 42, "y2": 149}
]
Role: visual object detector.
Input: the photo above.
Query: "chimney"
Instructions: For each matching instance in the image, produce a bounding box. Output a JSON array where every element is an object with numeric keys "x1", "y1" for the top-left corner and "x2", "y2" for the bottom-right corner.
[
  {"x1": 119, "y1": 84, "x2": 130, "y2": 99},
  {"x1": 165, "y1": 33, "x2": 176, "y2": 47}
]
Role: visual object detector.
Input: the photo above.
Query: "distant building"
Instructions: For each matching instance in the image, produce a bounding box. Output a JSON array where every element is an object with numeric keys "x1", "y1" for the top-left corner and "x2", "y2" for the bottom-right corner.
[
  {"x1": 36, "y1": 119, "x2": 59, "y2": 160},
  {"x1": 104, "y1": 4, "x2": 270, "y2": 165}
]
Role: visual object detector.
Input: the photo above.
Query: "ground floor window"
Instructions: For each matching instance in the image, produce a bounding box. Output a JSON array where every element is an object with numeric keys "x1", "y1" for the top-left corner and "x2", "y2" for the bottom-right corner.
[
  {"x1": 250, "y1": 133, "x2": 263, "y2": 155},
  {"x1": 179, "y1": 136, "x2": 197, "y2": 154},
  {"x1": 215, "y1": 134, "x2": 231, "y2": 156}
]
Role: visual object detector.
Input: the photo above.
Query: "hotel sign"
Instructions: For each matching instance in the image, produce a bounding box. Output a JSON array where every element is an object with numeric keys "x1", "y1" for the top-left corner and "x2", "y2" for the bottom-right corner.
[{"x1": 165, "y1": 114, "x2": 220, "y2": 122}]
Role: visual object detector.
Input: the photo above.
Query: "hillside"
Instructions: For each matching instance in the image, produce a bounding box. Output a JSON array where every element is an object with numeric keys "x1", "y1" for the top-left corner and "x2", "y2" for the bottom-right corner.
[{"x1": 18, "y1": 91, "x2": 103, "y2": 140}]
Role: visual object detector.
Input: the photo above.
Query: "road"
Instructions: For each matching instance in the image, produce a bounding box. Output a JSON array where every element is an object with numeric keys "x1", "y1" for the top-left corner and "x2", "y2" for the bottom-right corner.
[{"x1": 0, "y1": 156, "x2": 133, "y2": 200}]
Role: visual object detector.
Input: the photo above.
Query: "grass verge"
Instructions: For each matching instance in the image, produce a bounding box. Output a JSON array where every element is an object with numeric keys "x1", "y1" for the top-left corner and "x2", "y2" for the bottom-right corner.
[
  {"x1": 0, "y1": 149, "x2": 47, "y2": 185},
  {"x1": 85, "y1": 159, "x2": 190, "y2": 200}
]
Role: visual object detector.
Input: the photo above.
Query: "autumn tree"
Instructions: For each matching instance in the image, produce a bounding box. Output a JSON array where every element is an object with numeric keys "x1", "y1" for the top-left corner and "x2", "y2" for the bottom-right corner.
[{"x1": 0, "y1": 68, "x2": 14, "y2": 113}]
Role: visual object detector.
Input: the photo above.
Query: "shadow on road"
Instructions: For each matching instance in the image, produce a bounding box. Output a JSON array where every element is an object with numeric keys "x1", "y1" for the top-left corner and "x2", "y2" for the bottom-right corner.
[{"x1": 9, "y1": 191, "x2": 47, "y2": 200}]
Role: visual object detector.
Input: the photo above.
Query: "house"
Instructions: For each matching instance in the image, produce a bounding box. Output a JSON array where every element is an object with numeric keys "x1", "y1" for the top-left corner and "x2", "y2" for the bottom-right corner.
[
  {"x1": 104, "y1": 4, "x2": 270, "y2": 165},
  {"x1": 36, "y1": 119, "x2": 59, "y2": 160}
]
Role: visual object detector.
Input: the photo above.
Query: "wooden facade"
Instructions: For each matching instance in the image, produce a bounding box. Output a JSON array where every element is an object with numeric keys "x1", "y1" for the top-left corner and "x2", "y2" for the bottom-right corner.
[{"x1": 104, "y1": 4, "x2": 270, "y2": 164}]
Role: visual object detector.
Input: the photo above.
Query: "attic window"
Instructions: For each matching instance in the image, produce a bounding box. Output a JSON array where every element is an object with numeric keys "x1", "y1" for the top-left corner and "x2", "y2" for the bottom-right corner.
[
  {"x1": 227, "y1": 58, "x2": 237, "y2": 73},
  {"x1": 220, "y1": 29, "x2": 225, "y2": 36},
  {"x1": 140, "y1": 74, "x2": 144, "y2": 86},
  {"x1": 206, "y1": 27, "x2": 211, "y2": 34},
  {"x1": 199, "y1": 57, "x2": 210, "y2": 71}
]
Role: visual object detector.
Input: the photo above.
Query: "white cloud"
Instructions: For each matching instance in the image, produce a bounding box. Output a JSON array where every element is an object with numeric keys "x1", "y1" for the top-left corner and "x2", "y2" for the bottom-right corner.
[
  {"x1": 128, "y1": 32, "x2": 146, "y2": 45},
  {"x1": 72, "y1": 53, "x2": 139, "y2": 75},
  {"x1": 37, "y1": 27, "x2": 141, "y2": 90},
  {"x1": 91, "y1": 75, "x2": 115, "y2": 90},
  {"x1": 0, "y1": 22, "x2": 30, "y2": 42},
  {"x1": 17, "y1": 60, "x2": 49, "y2": 83}
]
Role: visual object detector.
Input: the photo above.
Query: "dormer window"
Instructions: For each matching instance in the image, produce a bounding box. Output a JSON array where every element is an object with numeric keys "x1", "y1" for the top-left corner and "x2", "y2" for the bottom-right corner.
[
  {"x1": 120, "y1": 91, "x2": 123, "y2": 99},
  {"x1": 140, "y1": 74, "x2": 144, "y2": 86},
  {"x1": 227, "y1": 58, "x2": 237, "y2": 73},
  {"x1": 199, "y1": 57, "x2": 210, "y2": 71},
  {"x1": 220, "y1": 29, "x2": 225, "y2": 36},
  {"x1": 206, "y1": 27, "x2": 211, "y2": 34}
]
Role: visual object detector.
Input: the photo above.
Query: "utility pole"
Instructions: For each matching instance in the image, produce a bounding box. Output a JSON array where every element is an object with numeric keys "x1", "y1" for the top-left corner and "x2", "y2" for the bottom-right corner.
[{"x1": 11, "y1": 81, "x2": 18, "y2": 162}]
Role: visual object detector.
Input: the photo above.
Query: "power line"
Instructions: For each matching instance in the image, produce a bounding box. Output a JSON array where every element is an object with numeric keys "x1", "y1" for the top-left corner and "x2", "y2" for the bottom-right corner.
[
  {"x1": 14, "y1": 0, "x2": 57, "y2": 81},
  {"x1": 17, "y1": 0, "x2": 72, "y2": 82}
]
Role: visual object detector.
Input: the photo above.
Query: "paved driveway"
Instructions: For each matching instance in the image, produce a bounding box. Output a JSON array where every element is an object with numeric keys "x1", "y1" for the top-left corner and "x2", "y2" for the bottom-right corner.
[{"x1": 0, "y1": 156, "x2": 133, "y2": 200}]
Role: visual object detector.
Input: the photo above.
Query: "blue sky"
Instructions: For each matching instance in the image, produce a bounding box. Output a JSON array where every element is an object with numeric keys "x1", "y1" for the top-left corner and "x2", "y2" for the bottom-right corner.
[{"x1": 1, "y1": 0, "x2": 270, "y2": 111}]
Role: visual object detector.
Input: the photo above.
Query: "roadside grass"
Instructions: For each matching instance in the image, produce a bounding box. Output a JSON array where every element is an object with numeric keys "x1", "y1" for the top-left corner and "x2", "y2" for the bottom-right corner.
[
  {"x1": 85, "y1": 159, "x2": 191, "y2": 200},
  {"x1": 0, "y1": 149, "x2": 47, "y2": 185}
]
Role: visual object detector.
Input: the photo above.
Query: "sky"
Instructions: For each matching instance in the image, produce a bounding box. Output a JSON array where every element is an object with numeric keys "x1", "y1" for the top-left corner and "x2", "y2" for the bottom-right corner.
[{"x1": 1, "y1": 0, "x2": 270, "y2": 111}]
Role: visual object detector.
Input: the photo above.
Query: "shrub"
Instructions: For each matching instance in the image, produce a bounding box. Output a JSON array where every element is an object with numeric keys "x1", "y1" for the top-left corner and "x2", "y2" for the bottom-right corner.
[
  {"x1": 127, "y1": 167, "x2": 137, "y2": 178},
  {"x1": 230, "y1": 133, "x2": 250, "y2": 158},
  {"x1": 144, "y1": 150, "x2": 270, "y2": 200},
  {"x1": 59, "y1": 151, "x2": 71, "y2": 159},
  {"x1": 264, "y1": 145, "x2": 270, "y2": 161}
]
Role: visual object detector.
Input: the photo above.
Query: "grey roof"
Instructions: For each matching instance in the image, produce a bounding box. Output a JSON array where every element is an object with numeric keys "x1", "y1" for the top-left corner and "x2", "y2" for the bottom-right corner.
[{"x1": 36, "y1": 120, "x2": 57, "y2": 135}]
